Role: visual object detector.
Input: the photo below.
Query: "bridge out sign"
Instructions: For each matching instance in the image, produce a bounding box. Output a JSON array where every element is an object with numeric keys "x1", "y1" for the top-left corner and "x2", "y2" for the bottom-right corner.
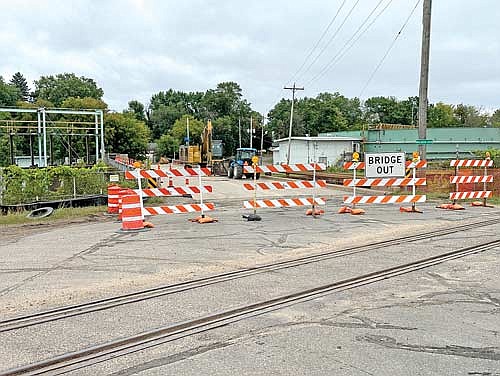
[{"x1": 365, "y1": 152, "x2": 405, "y2": 178}]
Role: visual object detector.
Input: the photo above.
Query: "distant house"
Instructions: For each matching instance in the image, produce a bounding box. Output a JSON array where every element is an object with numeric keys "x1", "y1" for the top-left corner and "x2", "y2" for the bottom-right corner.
[{"x1": 272, "y1": 136, "x2": 361, "y2": 166}]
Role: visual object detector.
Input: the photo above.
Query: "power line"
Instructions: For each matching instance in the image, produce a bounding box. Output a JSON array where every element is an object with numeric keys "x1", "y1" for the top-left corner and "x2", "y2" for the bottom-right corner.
[
  {"x1": 295, "y1": 0, "x2": 361, "y2": 83},
  {"x1": 358, "y1": 0, "x2": 422, "y2": 98},
  {"x1": 285, "y1": 0, "x2": 348, "y2": 86},
  {"x1": 306, "y1": 0, "x2": 392, "y2": 87}
]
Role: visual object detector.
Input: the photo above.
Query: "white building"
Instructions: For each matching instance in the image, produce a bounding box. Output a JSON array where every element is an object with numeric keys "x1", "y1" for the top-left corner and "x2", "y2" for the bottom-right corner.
[{"x1": 272, "y1": 136, "x2": 361, "y2": 167}]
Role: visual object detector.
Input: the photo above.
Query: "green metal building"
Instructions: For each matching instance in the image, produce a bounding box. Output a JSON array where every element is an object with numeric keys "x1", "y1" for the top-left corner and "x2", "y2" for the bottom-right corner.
[{"x1": 321, "y1": 127, "x2": 500, "y2": 160}]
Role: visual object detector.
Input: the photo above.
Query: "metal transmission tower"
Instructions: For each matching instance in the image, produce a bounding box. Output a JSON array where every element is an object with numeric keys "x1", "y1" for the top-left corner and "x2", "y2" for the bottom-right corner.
[
  {"x1": 284, "y1": 83, "x2": 304, "y2": 164},
  {"x1": 418, "y1": 0, "x2": 432, "y2": 160}
]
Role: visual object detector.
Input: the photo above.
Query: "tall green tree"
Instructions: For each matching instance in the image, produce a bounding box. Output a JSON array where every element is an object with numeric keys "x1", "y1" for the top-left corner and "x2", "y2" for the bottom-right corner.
[
  {"x1": 148, "y1": 89, "x2": 202, "y2": 139},
  {"x1": 10, "y1": 72, "x2": 30, "y2": 101},
  {"x1": 267, "y1": 99, "x2": 296, "y2": 139},
  {"x1": 61, "y1": 97, "x2": 107, "y2": 110},
  {"x1": 156, "y1": 134, "x2": 177, "y2": 158},
  {"x1": 428, "y1": 102, "x2": 456, "y2": 127},
  {"x1": 491, "y1": 109, "x2": 500, "y2": 127},
  {"x1": 0, "y1": 134, "x2": 10, "y2": 166},
  {"x1": 104, "y1": 113, "x2": 150, "y2": 159},
  {"x1": 0, "y1": 76, "x2": 21, "y2": 106},
  {"x1": 364, "y1": 96, "x2": 409, "y2": 124},
  {"x1": 203, "y1": 82, "x2": 248, "y2": 118},
  {"x1": 34, "y1": 73, "x2": 104, "y2": 106},
  {"x1": 453, "y1": 104, "x2": 488, "y2": 126},
  {"x1": 127, "y1": 100, "x2": 147, "y2": 122},
  {"x1": 170, "y1": 115, "x2": 205, "y2": 145}
]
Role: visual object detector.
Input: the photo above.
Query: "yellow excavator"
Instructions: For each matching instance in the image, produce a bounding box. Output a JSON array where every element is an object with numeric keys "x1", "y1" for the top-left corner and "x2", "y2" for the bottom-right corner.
[{"x1": 178, "y1": 120, "x2": 213, "y2": 168}]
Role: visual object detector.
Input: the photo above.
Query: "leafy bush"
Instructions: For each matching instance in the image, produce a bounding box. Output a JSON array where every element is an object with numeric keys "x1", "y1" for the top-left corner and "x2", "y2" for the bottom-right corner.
[{"x1": 0, "y1": 165, "x2": 116, "y2": 204}]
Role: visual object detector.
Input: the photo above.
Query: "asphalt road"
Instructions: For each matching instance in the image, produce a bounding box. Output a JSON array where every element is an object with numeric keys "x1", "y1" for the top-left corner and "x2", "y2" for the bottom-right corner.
[{"x1": 0, "y1": 177, "x2": 498, "y2": 375}]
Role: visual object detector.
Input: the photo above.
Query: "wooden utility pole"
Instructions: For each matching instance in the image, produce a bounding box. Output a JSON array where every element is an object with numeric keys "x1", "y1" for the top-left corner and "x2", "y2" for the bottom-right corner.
[
  {"x1": 284, "y1": 83, "x2": 304, "y2": 164},
  {"x1": 418, "y1": 0, "x2": 432, "y2": 160},
  {"x1": 260, "y1": 115, "x2": 265, "y2": 153},
  {"x1": 249, "y1": 116, "x2": 253, "y2": 149},
  {"x1": 238, "y1": 117, "x2": 242, "y2": 148}
]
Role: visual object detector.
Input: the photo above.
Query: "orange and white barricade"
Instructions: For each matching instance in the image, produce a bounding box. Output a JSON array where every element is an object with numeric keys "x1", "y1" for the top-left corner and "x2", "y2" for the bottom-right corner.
[
  {"x1": 244, "y1": 163, "x2": 326, "y2": 174},
  {"x1": 439, "y1": 156, "x2": 494, "y2": 209},
  {"x1": 341, "y1": 154, "x2": 427, "y2": 215},
  {"x1": 133, "y1": 186, "x2": 213, "y2": 197},
  {"x1": 124, "y1": 166, "x2": 217, "y2": 224},
  {"x1": 242, "y1": 162, "x2": 327, "y2": 217}
]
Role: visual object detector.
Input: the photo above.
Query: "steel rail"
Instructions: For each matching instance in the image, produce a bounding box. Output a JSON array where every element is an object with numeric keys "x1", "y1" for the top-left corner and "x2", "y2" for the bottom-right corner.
[
  {"x1": 1, "y1": 218, "x2": 499, "y2": 334},
  {"x1": 3, "y1": 239, "x2": 499, "y2": 376}
]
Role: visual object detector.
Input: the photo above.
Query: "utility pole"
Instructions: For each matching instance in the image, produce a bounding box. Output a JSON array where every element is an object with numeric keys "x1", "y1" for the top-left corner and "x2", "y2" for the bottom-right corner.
[
  {"x1": 418, "y1": 0, "x2": 432, "y2": 161},
  {"x1": 260, "y1": 115, "x2": 265, "y2": 153},
  {"x1": 249, "y1": 116, "x2": 253, "y2": 149},
  {"x1": 186, "y1": 116, "x2": 190, "y2": 147},
  {"x1": 238, "y1": 117, "x2": 242, "y2": 148},
  {"x1": 284, "y1": 83, "x2": 304, "y2": 165}
]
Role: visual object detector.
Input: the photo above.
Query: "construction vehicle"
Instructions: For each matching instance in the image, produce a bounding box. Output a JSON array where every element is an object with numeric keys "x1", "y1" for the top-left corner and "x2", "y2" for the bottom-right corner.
[
  {"x1": 178, "y1": 120, "x2": 213, "y2": 168},
  {"x1": 227, "y1": 148, "x2": 260, "y2": 179},
  {"x1": 178, "y1": 120, "x2": 226, "y2": 175}
]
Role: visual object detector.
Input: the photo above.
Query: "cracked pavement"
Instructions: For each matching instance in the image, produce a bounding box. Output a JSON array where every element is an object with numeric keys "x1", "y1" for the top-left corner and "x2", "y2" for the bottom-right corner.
[{"x1": 0, "y1": 180, "x2": 499, "y2": 375}]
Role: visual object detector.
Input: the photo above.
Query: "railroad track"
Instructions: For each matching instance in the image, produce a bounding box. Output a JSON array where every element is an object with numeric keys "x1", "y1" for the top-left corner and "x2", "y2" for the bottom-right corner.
[
  {"x1": 1, "y1": 218, "x2": 499, "y2": 334},
  {"x1": 3, "y1": 238, "x2": 499, "y2": 375}
]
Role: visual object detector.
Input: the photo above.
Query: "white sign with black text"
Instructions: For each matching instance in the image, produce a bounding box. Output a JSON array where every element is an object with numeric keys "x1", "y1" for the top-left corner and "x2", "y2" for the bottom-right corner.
[{"x1": 365, "y1": 152, "x2": 405, "y2": 178}]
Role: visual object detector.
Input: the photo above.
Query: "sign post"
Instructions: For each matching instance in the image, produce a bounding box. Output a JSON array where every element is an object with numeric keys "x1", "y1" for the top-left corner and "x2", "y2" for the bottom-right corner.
[
  {"x1": 352, "y1": 152, "x2": 360, "y2": 209},
  {"x1": 245, "y1": 156, "x2": 262, "y2": 221}
]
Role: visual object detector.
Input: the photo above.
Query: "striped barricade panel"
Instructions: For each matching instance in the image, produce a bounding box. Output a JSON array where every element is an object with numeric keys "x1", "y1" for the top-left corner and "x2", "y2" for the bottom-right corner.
[
  {"x1": 343, "y1": 195, "x2": 427, "y2": 205},
  {"x1": 449, "y1": 175, "x2": 493, "y2": 184},
  {"x1": 406, "y1": 160, "x2": 427, "y2": 169},
  {"x1": 449, "y1": 191, "x2": 492, "y2": 200},
  {"x1": 125, "y1": 167, "x2": 212, "y2": 180},
  {"x1": 243, "y1": 197, "x2": 326, "y2": 209},
  {"x1": 143, "y1": 203, "x2": 215, "y2": 216},
  {"x1": 343, "y1": 178, "x2": 427, "y2": 187},
  {"x1": 168, "y1": 167, "x2": 211, "y2": 176},
  {"x1": 343, "y1": 160, "x2": 427, "y2": 170},
  {"x1": 242, "y1": 180, "x2": 327, "y2": 191},
  {"x1": 343, "y1": 161, "x2": 365, "y2": 170},
  {"x1": 450, "y1": 160, "x2": 493, "y2": 168},
  {"x1": 243, "y1": 163, "x2": 326, "y2": 174},
  {"x1": 134, "y1": 186, "x2": 213, "y2": 197},
  {"x1": 125, "y1": 169, "x2": 169, "y2": 179}
]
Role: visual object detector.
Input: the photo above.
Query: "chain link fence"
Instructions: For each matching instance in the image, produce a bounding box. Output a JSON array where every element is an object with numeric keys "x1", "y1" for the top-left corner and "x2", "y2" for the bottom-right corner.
[{"x1": 0, "y1": 166, "x2": 133, "y2": 206}]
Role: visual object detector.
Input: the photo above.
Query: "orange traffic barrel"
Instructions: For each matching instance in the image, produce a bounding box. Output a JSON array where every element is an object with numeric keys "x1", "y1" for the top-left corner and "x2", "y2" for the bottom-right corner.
[
  {"x1": 107, "y1": 185, "x2": 121, "y2": 214},
  {"x1": 118, "y1": 188, "x2": 132, "y2": 220},
  {"x1": 121, "y1": 193, "x2": 144, "y2": 231}
]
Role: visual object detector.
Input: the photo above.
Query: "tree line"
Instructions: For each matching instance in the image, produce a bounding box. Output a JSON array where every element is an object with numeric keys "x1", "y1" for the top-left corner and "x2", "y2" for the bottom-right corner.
[{"x1": 1, "y1": 71, "x2": 499, "y2": 166}]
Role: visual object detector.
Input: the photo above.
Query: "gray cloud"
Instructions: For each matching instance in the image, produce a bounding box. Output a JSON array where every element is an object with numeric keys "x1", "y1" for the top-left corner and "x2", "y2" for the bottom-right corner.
[{"x1": 1, "y1": 0, "x2": 498, "y2": 113}]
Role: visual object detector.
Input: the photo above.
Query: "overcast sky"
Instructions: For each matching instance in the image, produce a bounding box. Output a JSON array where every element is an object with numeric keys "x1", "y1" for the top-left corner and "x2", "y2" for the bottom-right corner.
[{"x1": 1, "y1": 0, "x2": 499, "y2": 113}]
